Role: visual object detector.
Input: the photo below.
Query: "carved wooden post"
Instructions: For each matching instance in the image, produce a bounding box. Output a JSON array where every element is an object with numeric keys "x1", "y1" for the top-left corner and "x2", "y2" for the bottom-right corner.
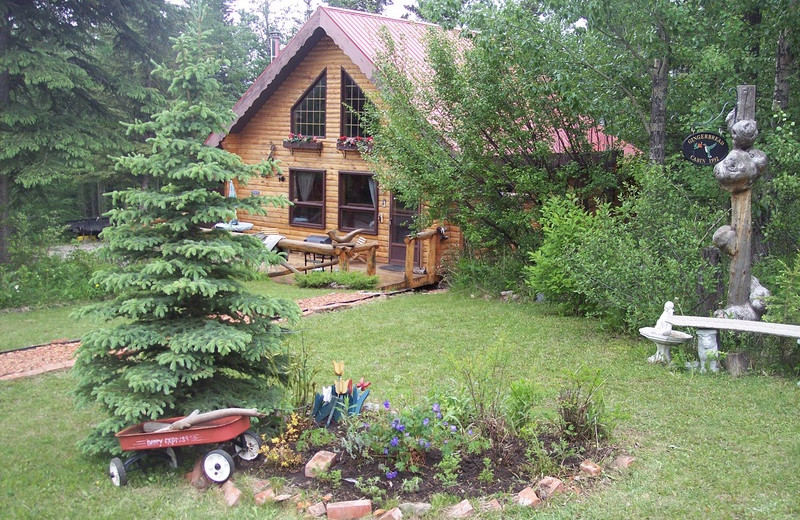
[{"x1": 712, "y1": 85, "x2": 768, "y2": 312}]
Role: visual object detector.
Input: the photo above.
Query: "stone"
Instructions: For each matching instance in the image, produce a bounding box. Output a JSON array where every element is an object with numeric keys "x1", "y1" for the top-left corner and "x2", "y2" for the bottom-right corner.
[
  {"x1": 325, "y1": 499, "x2": 372, "y2": 520},
  {"x1": 221, "y1": 481, "x2": 241, "y2": 507},
  {"x1": 250, "y1": 479, "x2": 271, "y2": 494},
  {"x1": 537, "y1": 476, "x2": 564, "y2": 500},
  {"x1": 516, "y1": 487, "x2": 542, "y2": 507},
  {"x1": 373, "y1": 509, "x2": 386, "y2": 517},
  {"x1": 399, "y1": 502, "x2": 432, "y2": 517},
  {"x1": 307, "y1": 502, "x2": 327, "y2": 517},
  {"x1": 611, "y1": 455, "x2": 636, "y2": 470},
  {"x1": 377, "y1": 507, "x2": 403, "y2": 520},
  {"x1": 185, "y1": 457, "x2": 210, "y2": 490},
  {"x1": 579, "y1": 460, "x2": 603, "y2": 477},
  {"x1": 447, "y1": 499, "x2": 474, "y2": 518},
  {"x1": 273, "y1": 493, "x2": 294, "y2": 502},
  {"x1": 253, "y1": 487, "x2": 276, "y2": 505},
  {"x1": 480, "y1": 498, "x2": 502, "y2": 512},
  {"x1": 305, "y1": 450, "x2": 337, "y2": 477},
  {"x1": 322, "y1": 493, "x2": 333, "y2": 502}
]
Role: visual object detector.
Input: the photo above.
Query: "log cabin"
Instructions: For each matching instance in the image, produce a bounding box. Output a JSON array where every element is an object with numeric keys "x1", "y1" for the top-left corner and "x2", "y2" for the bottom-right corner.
[
  {"x1": 206, "y1": 7, "x2": 635, "y2": 286},
  {"x1": 206, "y1": 7, "x2": 458, "y2": 280}
]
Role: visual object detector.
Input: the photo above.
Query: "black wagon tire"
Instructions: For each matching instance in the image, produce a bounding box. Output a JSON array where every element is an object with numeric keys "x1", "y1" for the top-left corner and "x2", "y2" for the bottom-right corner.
[
  {"x1": 234, "y1": 430, "x2": 261, "y2": 461},
  {"x1": 202, "y1": 449, "x2": 235, "y2": 483},
  {"x1": 109, "y1": 457, "x2": 128, "y2": 487}
]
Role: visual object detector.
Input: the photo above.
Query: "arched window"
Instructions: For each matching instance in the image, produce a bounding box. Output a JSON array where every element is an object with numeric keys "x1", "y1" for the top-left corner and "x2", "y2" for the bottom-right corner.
[{"x1": 292, "y1": 71, "x2": 326, "y2": 137}]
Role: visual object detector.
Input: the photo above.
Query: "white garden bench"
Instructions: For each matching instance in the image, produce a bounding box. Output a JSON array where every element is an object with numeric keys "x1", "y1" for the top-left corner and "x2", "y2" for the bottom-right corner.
[{"x1": 666, "y1": 315, "x2": 800, "y2": 374}]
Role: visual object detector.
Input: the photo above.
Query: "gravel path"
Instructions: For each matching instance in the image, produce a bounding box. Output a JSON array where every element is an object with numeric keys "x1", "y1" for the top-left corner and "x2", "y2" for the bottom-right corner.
[{"x1": 0, "y1": 292, "x2": 383, "y2": 381}]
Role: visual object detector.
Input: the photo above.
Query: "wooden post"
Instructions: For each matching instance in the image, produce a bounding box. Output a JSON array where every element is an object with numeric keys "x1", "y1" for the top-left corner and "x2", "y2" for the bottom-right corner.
[
  {"x1": 337, "y1": 249, "x2": 349, "y2": 272},
  {"x1": 726, "y1": 85, "x2": 756, "y2": 307},
  {"x1": 366, "y1": 246, "x2": 377, "y2": 276},
  {"x1": 404, "y1": 235, "x2": 416, "y2": 285}
]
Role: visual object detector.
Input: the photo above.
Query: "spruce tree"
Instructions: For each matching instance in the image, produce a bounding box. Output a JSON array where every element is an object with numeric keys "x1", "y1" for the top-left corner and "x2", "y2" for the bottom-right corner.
[{"x1": 73, "y1": 2, "x2": 298, "y2": 456}]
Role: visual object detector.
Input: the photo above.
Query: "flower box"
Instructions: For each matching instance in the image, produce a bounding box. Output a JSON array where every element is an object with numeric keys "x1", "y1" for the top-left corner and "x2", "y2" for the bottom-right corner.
[
  {"x1": 336, "y1": 142, "x2": 373, "y2": 153},
  {"x1": 282, "y1": 140, "x2": 323, "y2": 151}
]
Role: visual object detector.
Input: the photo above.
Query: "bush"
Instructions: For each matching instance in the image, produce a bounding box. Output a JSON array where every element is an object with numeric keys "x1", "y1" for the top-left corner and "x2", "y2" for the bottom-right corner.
[
  {"x1": 526, "y1": 160, "x2": 724, "y2": 333},
  {"x1": 0, "y1": 250, "x2": 110, "y2": 309},
  {"x1": 760, "y1": 252, "x2": 800, "y2": 374},
  {"x1": 446, "y1": 250, "x2": 533, "y2": 298},
  {"x1": 294, "y1": 270, "x2": 379, "y2": 290}
]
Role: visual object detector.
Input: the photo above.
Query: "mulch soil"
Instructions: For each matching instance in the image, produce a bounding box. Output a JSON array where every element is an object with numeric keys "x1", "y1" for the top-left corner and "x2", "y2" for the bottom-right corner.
[
  {"x1": 0, "y1": 292, "x2": 382, "y2": 380},
  {"x1": 248, "y1": 422, "x2": 617, "y2": 503}
]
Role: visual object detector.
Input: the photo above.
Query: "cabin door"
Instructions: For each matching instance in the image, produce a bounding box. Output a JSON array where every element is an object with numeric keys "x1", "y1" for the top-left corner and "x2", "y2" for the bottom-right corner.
[{"x1": 389, "y1": 196, "x2": 419, "y2": 266}]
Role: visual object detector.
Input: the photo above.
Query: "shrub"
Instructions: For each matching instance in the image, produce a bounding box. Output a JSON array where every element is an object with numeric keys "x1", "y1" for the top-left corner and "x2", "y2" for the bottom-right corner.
[
  {"x1": 446, "y1": 250, "x2": 532, "y2": 298},
  {"x1": 294, "y1": 270, "x2": 379, "y2": 290},
  {"x1": 557, "y1": 367, "x2": 611, "y2": 446},
  {"x1": 0, "y1": 251, "x2": 110, "y2": 309},
  {"x1": 526, "y1": 160, "x2": 724, "y2": 333}
]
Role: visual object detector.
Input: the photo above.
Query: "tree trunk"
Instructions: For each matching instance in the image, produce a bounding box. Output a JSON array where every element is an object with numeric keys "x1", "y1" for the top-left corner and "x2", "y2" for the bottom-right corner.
[
  {"x1": 772, "y1": 27, "x2": 792, "y2": 113},
  {"x1": 0, "y1": 173, "x2": 9, "y2": 265},
  {"x1": 648, "y1": 55, "x2": 669, "y2": 165},
  {"x1": 0, "y1": 8, "x2": 12, "y2": 265}
]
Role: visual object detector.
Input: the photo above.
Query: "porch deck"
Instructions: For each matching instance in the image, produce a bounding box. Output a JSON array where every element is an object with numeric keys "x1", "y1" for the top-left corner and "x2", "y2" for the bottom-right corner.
[{"x1": 267, "y1": 251, "x2": 432, "y2": 291}]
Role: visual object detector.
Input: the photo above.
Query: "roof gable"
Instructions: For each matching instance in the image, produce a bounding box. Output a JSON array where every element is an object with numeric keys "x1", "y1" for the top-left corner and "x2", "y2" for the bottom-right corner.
[{"x1": 206, "y1": 7, "x2": 436, "y2": 147}]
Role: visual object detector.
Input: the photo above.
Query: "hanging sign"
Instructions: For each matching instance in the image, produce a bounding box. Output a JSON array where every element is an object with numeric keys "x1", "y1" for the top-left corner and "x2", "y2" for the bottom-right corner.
[{"x1": 682, "y1": 132, "x2": 729, "y2": 165}]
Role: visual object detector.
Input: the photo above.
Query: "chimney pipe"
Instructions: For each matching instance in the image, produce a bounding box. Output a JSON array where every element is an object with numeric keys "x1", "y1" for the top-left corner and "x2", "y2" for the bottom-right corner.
[{"x1": 269, "y1": 31, "x2": 282, "y2": 61}]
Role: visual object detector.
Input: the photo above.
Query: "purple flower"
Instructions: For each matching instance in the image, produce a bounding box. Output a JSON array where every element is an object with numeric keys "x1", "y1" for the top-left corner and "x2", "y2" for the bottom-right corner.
[
  {"x1": 425, "y1": 441, "x2": 431, "y2": 449},
  {"x1": 467, "y1": 429, "x2": 473, "y2": 435},
  {"x1": 436, "y1": 412, "x2": 443, "y2": 420},
  {"x1": 443, "y1": 421, "x2": 448, "y2": 427},
  {"x1": 405, "y1": 432, "x2": 410, "y2": 437},
  {"x1": 418, "y1": 438, "x2": 426, "y2": 446},
  {"x1": 443, "y1": 439, "x2": 448, "y2": 444},
  {"x1": 422, "y1": 418, "x2": 430, "y2": 427},
  {"x1": 432, "y1": 403, "x2": 440, "y2": 413},
  {"x1": 386, "y1": 470, "x2": 398, "y2": 480},
  {"x1": 384, "y1": 448, "x2": 389, "y2": 455},
  {"x1": 390, "y1": 436, "x2": 399, "y2": 447},
  {"x1": 383, "y1": 400, "x2": 390, "y2": 410},
  {"x1": 450, "y1": 425, "x2": 457, "y2": 433},
  {"x1": 391, "y1": 419, "x2": 405, "y2": 432}
]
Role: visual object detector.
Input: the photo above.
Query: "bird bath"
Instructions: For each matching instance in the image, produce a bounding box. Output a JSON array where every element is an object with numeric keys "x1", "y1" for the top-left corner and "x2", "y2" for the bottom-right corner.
[{"x1": 639, "y1": 327, "x2": 692, "y2": 364}]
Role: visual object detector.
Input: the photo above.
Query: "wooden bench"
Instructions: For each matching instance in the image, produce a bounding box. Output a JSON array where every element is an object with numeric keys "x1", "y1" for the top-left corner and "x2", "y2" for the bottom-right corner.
[{"x1": 667, "y1": 315, "x2": 800, "y2": 374}]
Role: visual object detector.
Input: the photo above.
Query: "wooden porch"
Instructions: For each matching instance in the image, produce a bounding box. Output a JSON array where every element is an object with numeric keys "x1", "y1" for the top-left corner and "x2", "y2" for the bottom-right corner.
[{"x1": 262, "y1": 228, "x2": 447, "y2": 291}]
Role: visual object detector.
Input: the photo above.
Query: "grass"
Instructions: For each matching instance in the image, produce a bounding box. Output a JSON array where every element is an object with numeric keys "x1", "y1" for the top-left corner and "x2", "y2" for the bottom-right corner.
[
  {"x1": 2, "y1": 289, "x2": 800, "y2": 518},
  {"x1": 0, "y1": 279, "x2": 334, "y2": 352}
]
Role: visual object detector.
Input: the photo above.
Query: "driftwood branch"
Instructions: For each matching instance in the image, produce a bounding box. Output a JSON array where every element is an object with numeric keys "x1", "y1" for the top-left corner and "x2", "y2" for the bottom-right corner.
[{"x1": 143, "y1": 408, "x2": 265, "y2": 433}]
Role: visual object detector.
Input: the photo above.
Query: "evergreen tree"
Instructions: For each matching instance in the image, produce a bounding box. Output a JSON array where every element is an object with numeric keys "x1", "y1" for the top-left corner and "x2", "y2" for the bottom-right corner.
[
  {"x1": 0, "y1": 1, "x2": 176, "y2": 264},
  {"x1": 73, "y1": 1, "x2": 297, "y2": 456}
]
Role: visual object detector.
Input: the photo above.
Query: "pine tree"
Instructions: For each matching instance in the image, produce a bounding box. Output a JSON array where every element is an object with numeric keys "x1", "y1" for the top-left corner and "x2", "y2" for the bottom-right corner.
[
  {"x1": 0, "y1": 1, "x2": 177, "y2": 264},
  {"x1": 73, "y1": 1, "x2": 298, "y2": 456}
]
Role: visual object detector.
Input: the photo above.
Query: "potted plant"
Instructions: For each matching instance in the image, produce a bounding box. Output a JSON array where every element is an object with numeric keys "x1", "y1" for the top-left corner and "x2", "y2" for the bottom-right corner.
[
  {"x1": 336, "y1": 135, "x2": 373, "y2": 153},
  {"x1": 283, "y1": 133, "x2": 323, "y2": 150}
]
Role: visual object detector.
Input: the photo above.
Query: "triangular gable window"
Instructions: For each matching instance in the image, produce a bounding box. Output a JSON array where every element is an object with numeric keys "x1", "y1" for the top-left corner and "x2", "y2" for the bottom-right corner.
[
  {"x1": 292, "y1": 71, "x2": 326, "y2": 137},
  {"x1": 341, "y1": 71, "x2": 369, "y2": 138}
]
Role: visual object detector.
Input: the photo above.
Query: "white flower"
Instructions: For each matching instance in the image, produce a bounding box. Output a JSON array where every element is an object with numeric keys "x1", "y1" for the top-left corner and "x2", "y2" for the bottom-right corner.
[{"x1": 322, "y1": 386, "x2": 332, "y2": 403}]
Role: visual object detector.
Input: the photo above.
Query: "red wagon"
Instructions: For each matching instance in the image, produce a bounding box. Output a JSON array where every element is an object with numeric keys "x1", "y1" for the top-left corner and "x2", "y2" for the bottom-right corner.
[{"x1": 109, "y1": 414, "x2": 261, "y2": 487}]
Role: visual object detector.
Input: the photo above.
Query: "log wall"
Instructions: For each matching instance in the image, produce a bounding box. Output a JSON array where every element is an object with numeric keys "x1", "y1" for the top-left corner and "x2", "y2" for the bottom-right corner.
[{"x1": 222, "y1": 35, "x2": 462, "y2": 265}]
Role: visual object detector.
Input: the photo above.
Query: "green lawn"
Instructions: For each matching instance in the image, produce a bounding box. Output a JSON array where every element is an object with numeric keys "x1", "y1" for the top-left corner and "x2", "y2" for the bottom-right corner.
[
  {"x1": 0, "y1": 279, "x2": 334, "y2": 352},
  {"x1": 1, "y1": 290, "x2": 799, "y2": 519}
]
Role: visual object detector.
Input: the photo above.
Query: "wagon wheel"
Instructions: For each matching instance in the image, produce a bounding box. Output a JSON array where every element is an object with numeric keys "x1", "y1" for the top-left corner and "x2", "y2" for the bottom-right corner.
[
  {"x1": 109, "y1": 457, "x2": 127, "y2": 487},
  {"x1": 202, "y1": 449, "x2": 235, "y2": 483},
  {"x1": 234, "y1": 430, "x2": 261, "y2": 461}
]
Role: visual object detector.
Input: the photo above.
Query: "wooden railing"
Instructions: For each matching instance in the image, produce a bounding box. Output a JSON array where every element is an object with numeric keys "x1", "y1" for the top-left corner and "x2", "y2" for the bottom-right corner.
[{"x1": 403, "y1": 227, "x2": 446, "y2": 288}]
